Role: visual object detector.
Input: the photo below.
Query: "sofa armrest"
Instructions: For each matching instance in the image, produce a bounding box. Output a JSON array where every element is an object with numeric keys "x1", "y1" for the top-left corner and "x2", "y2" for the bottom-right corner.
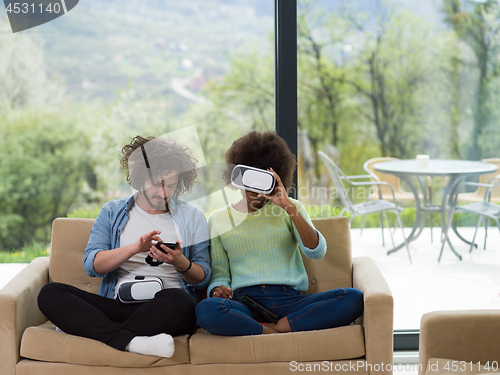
[
  {"x1": 352, "y1": 256, "x2": 393, "y2": 374},
  {"x1": 0, "y1": 257, "x2": 49, "y2": 375},
  {"x1": 419, "y1": 310, "x2": 500, "y2": 375}
]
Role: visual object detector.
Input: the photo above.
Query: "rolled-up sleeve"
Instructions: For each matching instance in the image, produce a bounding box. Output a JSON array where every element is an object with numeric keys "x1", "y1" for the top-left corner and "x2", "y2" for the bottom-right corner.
[
  {"x1": 290, "y1": 200, "x2": 327, "y2": 259},
  {"x1": 83, "y1": 205, "x2": 112, "y2": 278}
]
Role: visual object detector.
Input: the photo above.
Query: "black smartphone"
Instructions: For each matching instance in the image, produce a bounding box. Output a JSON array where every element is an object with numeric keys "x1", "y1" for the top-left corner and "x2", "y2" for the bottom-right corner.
[
  {"x1": 145, "y1": 242, "x2": 177, "y2": 266},
  {"x1": 239, "y1": 294, "x2": 280, "y2": 324},
  {"x1": 155, "y1": 242, "x2": 177, "y2": 253}
]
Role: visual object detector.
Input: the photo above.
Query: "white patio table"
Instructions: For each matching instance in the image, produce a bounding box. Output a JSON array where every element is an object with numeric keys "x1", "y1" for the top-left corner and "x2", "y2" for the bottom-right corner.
[{"x1": 374, "y1": 159, "x2": 498, "y2": 261}]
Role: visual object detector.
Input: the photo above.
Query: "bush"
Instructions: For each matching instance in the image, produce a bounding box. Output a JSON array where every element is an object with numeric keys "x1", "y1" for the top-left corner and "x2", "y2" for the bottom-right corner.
[
  {"x1": 305, "y1": 204, "x2": 496, "y2": 228},
  {"x1": 0, "y1": 107, "x2": 91, "y2": 251},
  {"x1": 0, "y1": 242, "x2": 50, "y2": 263},
  {"x1": 67, "y1": 206, "x2": 101, "y2": 219}
]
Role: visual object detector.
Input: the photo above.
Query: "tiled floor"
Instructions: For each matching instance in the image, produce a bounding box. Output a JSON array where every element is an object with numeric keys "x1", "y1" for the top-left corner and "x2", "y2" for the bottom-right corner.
[{"x1": 351, "y1": 225, "x2": 500, "y2": 330}]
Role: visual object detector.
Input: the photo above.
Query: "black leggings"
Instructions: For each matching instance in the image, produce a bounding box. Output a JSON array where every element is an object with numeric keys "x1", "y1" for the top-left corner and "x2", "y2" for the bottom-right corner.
[{"x1": 37, "y1": 282, "x2": 197, "y2": 351}]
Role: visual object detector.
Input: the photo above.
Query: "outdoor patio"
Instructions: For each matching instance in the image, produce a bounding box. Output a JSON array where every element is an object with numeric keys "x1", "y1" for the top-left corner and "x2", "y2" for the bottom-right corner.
[{"x1": 351, "y1": 225, "x2": 500, "y2": 330}]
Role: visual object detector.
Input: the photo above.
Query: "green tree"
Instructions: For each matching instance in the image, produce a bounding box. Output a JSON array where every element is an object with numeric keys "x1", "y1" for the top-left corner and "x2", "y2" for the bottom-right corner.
[
  {"x1": 0, "y1": 16, "x2": 63, "y2": 109},
  {"x1": 343, "y1": 5, "x2": 436, "y2": 158},
  {"x1": 0, "y1": 108, "x2": 90, "y2": 250},
  {"x1": 297, "y1": 1, "x2": 355, "y2": 176},
  {"x1": 204, "y1": 51, "x2": 275, "y2": 133},
  {"x1": 443, "y1": 0, "x2": 466, "y2": 159},
  {"x1": 443, "y1": 0, "x2": 500, "y2": 160}
]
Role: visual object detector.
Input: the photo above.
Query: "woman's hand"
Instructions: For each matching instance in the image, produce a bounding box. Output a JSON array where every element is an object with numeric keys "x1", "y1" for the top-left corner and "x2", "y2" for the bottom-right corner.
[
  {"x1": 260, "y1": 168, "x2": 320, "y2": 249},
  {"x1": 258, "y1": 168, "x2": 293, "y2": 211},
  {"x1": 210, "y1": 285, "x2": 233, "y2": 299}
]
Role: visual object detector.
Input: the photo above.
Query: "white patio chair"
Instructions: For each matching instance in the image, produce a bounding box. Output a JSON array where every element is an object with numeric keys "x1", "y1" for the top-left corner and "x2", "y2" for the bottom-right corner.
[
  {"x1": 319, "y1": 151, "x2": 411, "y2": 263},
  {"x1": 456, "y1": 158, "x2": 500, "y2": 204},
  {"x1": 439, "y1": 175, "x2": 500, "y2": 259}
]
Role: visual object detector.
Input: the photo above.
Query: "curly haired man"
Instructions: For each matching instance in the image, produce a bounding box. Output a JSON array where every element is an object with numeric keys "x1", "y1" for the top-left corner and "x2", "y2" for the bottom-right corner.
[{"x1": 38, "y1": 136, "x2": 210, "y2": 357}]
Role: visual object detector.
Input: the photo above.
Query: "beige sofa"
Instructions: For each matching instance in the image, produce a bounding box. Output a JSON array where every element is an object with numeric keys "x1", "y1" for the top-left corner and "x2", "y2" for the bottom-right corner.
[
  {"x1": 0, "y1": 216, "x2": 393, "y2": 375},
  {"x1": 419, "y1": 310, "x2": 500, "y2": 375}
]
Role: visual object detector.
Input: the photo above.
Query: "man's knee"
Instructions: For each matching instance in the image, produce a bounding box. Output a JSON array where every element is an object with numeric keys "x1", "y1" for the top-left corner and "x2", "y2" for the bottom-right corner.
[
  {"x1": 156, "y1": 287, "x2": 192, "y2": 301},
  {"x1": 38, "y1": 282, "x2": 66, "y2": 312},
  {"x1": 155, "y1": 288, "x2": 195, "y2": 315}
]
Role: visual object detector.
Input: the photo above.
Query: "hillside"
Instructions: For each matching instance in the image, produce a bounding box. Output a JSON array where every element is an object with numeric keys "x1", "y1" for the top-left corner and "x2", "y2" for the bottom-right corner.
[
  {"x1": 31, "y1": 0, "x2": 274, "y2": 104},
  {"x1": 1, "y1": 0, "x2": 444, "y2": 105}
]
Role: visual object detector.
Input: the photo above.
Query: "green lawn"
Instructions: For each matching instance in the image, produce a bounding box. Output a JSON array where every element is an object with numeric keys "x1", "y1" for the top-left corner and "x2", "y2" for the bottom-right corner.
[
  {"x1": 0, "y1": 243, "x2": 50, "y2": 263},
  {"x1": 305, "y1": 205, "x2": 487, "y2": 229}
]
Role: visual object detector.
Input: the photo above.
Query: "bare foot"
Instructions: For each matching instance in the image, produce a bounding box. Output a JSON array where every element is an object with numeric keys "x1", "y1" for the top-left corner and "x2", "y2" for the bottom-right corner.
[
  {"x1": 262, "y1": 325, "x2": 279, "y2": 334},
  {"x1": 266, "y1": 317, "x2": 292, "y2": 333}
]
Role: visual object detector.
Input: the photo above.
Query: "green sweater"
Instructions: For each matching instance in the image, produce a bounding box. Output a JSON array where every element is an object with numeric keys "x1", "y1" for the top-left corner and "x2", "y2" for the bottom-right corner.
[{"x1": 207, "y1": 198, "x2": 327, "y2": 296}]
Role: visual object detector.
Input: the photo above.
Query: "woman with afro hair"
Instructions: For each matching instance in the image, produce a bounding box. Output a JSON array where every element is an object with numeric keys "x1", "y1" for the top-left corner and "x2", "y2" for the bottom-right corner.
[{"x1": 195, "y1": 131, "x2": 363, "y2": 336}]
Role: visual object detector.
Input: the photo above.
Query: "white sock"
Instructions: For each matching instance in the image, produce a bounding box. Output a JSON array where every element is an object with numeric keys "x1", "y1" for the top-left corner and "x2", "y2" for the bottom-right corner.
[{"x1": 126, "y1": 333, "x2": 175, "y2": 358}]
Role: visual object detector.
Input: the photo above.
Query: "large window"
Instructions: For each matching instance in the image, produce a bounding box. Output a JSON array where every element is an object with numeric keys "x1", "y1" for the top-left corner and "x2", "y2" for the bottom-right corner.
[
  {"x1": 0, "y1": 1, "x2": 274, "y2": 259},
  {"x1": 295, "y1": 0, "x2": 500, "y2": 335}
]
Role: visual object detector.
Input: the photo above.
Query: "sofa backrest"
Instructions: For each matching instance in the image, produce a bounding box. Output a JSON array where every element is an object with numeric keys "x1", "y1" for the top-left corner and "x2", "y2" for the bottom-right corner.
[
  {"x1": 306, "y1": 217, "x2": 352, "y2": 293},
  {"x1": 50, "y1": 218, "x2": 100, "y2": 294},
  {"x1": 48, "y1": 216, "x2": 352, "y2": 295}
]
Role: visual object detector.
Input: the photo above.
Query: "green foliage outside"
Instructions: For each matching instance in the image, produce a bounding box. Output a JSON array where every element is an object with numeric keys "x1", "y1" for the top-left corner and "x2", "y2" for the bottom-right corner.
[
  {"x1": 0, "y1": 107, "x2": 90, "y2": 250},
  {"x1": 0, "y1": 242, "x2": 50, "y2": 263},
  {"x1": 67, "y1": 207, "x2": 102, "y2": 220},
  {"x1": 305, "y1": 204, "x2": 490, "y2": 229}
]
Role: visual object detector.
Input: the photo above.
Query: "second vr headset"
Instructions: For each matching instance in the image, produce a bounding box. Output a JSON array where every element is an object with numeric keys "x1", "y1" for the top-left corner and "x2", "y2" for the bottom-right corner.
[{"x1": 231, "y1": 165, "x2": 276, "y2": 195}]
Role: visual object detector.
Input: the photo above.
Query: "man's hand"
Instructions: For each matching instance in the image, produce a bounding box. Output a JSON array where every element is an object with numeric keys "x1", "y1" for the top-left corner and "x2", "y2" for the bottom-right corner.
[
  {"x1": 148, "y1": 240, "x2": 189, "y2": 271},
  {"x1": 135, "y1": 230, "x2": 162, "y2": 254},
  {"x1": 210, "y1": 285, "x2": 233, "y2": 299},
  {"x1": 94, "y1": 230, "x2": 161, "y2": 275}
]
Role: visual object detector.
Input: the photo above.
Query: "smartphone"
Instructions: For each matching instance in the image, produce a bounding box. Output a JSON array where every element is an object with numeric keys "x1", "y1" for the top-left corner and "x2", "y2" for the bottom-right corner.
[
  {"x1": 239, "y1": 294, "x2": 280, "y2": 324},
  {"x1": 145, "y1": 242, "x2": 177, "y2": 266},
  {"x1": 155, "y1": 242, "x2": 177, "y2": 253}
]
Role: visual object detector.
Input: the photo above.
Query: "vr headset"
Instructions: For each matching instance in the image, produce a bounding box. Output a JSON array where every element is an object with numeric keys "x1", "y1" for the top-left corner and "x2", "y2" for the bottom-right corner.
[
  {"x1": 231, "y1": 165, "x2": 276, "y2": 195},
  {"x1": 115, "y1": 276, "x2": 163, "y2": 305}
]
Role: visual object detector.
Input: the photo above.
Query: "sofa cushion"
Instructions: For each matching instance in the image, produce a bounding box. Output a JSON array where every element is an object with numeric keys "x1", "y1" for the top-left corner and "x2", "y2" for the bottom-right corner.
[
  {"x1": 425, "y1": 358, "x2": 500, "y2": 375},
  {"x1": 20, "y1": 322, "x2": 190, "y2": 367},
  {"x1": 189, "y1": 324, "x2": 365, "y2": 365}
]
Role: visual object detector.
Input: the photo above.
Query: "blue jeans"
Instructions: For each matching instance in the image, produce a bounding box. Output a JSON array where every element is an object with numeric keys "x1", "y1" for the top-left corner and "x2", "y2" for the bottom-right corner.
[{"x1": 195, "y1": 285, "x2": 363, "y2": 336}]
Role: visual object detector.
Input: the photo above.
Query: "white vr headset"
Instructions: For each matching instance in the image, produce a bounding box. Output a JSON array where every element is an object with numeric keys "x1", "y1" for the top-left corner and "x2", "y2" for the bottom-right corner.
[
  {"x1": 115, "y1": 276, "x2": 163, "y2": 305},
  {"x1": 231, "y1": 165, "x2": 276, "y2": 195}
]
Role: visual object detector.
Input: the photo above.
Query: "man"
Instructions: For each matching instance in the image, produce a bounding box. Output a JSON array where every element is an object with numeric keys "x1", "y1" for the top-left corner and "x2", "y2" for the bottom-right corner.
[{"x1": 38, "y1": 135, "x2": 210, "y2": 358}]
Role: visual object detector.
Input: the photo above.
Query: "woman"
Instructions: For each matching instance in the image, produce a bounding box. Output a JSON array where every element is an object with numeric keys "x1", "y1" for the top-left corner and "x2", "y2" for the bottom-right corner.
[
  {"x1": 196, "y1": 131, "x2": 363, "y2": 336},
  {"x1": 38, "y1": 136, "x2": 210, "y2": 357}
]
